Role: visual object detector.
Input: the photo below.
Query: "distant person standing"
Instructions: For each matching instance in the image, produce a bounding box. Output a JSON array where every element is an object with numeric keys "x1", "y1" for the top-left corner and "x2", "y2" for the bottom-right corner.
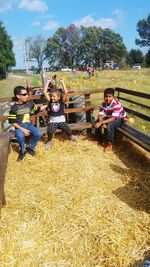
[
  {"x1": 41, "y1": 65, "x2": 47, "y2": 86},
  {"x1": 72, "y1": 67, "x2": 76, "y2": 80},
  {"x1": 87, "y1": 65, "x2": 93, "y2": 78}
]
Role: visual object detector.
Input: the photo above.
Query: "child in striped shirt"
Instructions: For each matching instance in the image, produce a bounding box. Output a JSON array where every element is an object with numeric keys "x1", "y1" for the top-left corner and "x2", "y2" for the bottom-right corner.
[{"x1": 94, "y1": 88, "x2": 127, "y2": 153}]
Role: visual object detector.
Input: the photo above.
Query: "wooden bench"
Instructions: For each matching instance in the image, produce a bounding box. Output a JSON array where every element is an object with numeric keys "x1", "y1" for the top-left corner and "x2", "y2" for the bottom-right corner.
[{"x1": 115, "y1": 87, "x2": 150, "y2": 152}]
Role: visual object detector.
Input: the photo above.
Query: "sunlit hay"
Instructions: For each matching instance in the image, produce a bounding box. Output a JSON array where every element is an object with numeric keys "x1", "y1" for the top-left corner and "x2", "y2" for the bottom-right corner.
[{"x1": 0, "y1": 135, "x2": 150, "y2": 267}]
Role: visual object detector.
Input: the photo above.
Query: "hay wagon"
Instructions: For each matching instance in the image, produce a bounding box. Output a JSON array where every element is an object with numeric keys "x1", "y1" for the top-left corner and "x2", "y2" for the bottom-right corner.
[
  {"x1": 0, "y1": 86, "x2": 150, "y2": 266},
  {"x1": 0, "y1": 87, "x2": 150, "y2": 208}
]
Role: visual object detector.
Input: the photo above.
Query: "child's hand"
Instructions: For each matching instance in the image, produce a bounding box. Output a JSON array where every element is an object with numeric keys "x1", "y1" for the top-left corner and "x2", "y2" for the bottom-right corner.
[
  {"x1": 94, "y1": 122, "x2": 101, "y2": 128},
  {"x1": 22, "y1": 128, "x2": 30, "y2": 136},
  {"x1": 102, "y1": 123, "x2": 107, "y2": 129},
  {"x1": 46, "y1": 77, "x2": 52, "y2": 83},
  {"x1": 60, "y1": 78, "x2": 65, "y2": 83},
  {"x1": 40, "y1": 105, "x2": 48, "y2": 111}
]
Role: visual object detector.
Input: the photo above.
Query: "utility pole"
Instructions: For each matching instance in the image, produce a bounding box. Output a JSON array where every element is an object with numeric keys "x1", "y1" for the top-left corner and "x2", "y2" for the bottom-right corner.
[{"x1": 23, "y1": 38, "x2": 30, "y2": 74}]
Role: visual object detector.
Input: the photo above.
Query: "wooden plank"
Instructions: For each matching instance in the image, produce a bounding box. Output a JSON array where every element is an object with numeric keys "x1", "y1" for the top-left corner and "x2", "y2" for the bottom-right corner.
[
  {"x1": 117, "y1": 126, "x2": 150, "y2": 152},
  {"x1": 69, "y1": 122, "x2": 92, "y2": 131},
  {"x1": 85, "y1": 93, "x2": 91, "y2": 122},
  {"x1": 39, "y1": 122, "x2": 92, "y2": 134},
  {"x1": 0, "y1": 89, "x2": 104, "y2": 103},
  {"x1": 117, "y1": 96, "x2": 150, "y2": 110},
  {"x1": 64, "y1": 106, "x2": 94, "y2": 114},
  {"x1": 121, "y1": 124, "x2": 150, "y2": 146},
  {"x1": 0, "y1": 116, "x2": 9, "y2": 122},
  {"x1": 0, "y1": 105, "x2": 100, "y2": 122},
  {"x1": 124, "y1": 107, "x2": 150, "y2": 121},
  {"x1": 0, "y1": 132, "x2": 13, "y2": 208},
  {"x1": 115, "y1": 87, "x2": 150, "y2": 99}
]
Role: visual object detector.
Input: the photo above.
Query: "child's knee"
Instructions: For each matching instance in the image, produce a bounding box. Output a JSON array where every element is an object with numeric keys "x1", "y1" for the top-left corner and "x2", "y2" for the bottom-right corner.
[
  {"x1": 16, "y1": 130, "x2": 24, "y2": 141},
  {"x1": 36, "y1": 130, "x2": 42, "y2": 139}
]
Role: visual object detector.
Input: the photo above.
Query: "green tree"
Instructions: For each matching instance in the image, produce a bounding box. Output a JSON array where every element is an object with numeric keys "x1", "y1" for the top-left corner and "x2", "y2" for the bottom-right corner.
[
  {"x1": 28, "y1": 35, "x2": 47, "y2": 71},
  {"x1": 0, "y1": 21, "x2": 16, "y2": 77},
  {"x1": 127, "y1": 49, "x2": 144, "y2": 66},
  {"x1": 77, "y1": 26, "x2": 103, "y2": 66},
  {"x1": 46, "y1": 24, "x2": 127, "y2": 68},
  {"x1": 145, "y1": 50, "x2": 150, "y2": 67},
  {"x1": 77, "y1": 27, "x2": 127, "y2": 67},
  {"x1": 136, "y1": 14, "x2": 150, "y2": 48},
  {"x1": 46, "y1": 24, "x2": 80, "y2": 67}
]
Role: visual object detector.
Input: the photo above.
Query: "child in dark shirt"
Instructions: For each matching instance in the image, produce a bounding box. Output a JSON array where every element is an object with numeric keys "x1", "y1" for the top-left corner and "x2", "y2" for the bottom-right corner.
[
  {"x1": 43, "y1": 77, "x2": 76, "y2": 149},
  {"x1": 8, "y1": 86, "x2": 47, "y2": 161}
]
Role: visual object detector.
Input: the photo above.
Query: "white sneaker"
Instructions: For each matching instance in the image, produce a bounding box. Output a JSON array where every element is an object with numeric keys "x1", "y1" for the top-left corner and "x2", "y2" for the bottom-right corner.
[
  {"x1": 45, "y1": 141, "x2": 52, "y2": 149},
  {"x1": 70, "y1": 135, "x2": 77, "y2": 142}
]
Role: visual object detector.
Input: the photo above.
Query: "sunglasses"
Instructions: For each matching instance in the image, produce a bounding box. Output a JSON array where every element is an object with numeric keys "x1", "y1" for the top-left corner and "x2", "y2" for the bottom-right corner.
[{"x1": 19, "y1": 93, "x2": 28, "y2": 96}]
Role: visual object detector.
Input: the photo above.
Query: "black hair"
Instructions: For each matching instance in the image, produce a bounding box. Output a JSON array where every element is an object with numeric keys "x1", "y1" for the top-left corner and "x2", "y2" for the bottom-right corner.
[
  {"x1": 50, "y1": 88, "x2": 62, "y2": 98},
  {"x1": 104, "y1": 88, "x2": 115, "y2": 96},
  {"x1": 14, "y1": 86, "x2": 26, "y2": 99}
]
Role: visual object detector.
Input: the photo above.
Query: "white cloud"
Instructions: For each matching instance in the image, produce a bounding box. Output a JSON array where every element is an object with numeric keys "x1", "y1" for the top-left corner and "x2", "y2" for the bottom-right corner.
[
  {"x1": 43, "y1": 21, "x2": 59, "y2": 31},
  {"x1": 112, "y1": 8, "x2": 126, "y2": 25},
  {"x1": 32, "y1": 20, "x2": 41, "y2": 26},
  {"x1": 18, "y1": 0, "x2": 48, "y2": 12},
  {"x1": 74, "y1": 15, "x2": 117, "y2": 29},
  {"x1": 0, "y1": 0, "x2": 14, "y2": 12},
  {"x1": 112, "y1": 8, "x2": 126, "y2": 16},
  {"x1": 35, "y1": 14, "x2": 53, "y2": 20}
]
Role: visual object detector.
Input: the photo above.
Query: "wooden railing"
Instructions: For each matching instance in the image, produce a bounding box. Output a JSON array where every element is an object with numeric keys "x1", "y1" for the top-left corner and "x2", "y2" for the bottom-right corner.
[{"x1": 115, "y1": 87, "x2": 150, "y2": 152}]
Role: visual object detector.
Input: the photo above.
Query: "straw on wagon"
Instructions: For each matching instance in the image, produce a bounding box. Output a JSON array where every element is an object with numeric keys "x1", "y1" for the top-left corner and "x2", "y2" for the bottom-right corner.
[{"x1": 0, "y1": 135, "x2": 150, "y2": 267}]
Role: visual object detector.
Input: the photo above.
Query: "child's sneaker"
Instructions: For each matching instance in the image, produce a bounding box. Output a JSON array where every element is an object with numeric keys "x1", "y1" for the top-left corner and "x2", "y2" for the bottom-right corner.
[
  {"x1": 104, "y1": 142, "x2": 114, "y2": 153},
  {"x1": 26, "y1": 147, "x2": 35, "y2": 156},
  {"x1": 45, "y1": 141, "x2": 52, "y2": 149},
  {"x1": 17, "y1": 151, "x2": 26, "y2": 161},
  {"x1": 70, "y1": 135, "x2": 77, "y2": 142}
]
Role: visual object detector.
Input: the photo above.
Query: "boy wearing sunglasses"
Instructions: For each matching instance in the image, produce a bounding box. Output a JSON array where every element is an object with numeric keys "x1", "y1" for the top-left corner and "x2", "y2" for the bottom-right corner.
[{"x1": 8, "y1": 86, "x2": 47, "y2": 161}]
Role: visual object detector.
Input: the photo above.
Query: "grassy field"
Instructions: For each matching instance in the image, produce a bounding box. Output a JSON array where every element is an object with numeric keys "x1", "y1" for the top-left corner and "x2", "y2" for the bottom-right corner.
[
  {"x1": 0, "y1": 68, "x2": 149, "y2": 135},
  {"x1": 0, "y1": 68, "x2": 150, "y2": 97}
]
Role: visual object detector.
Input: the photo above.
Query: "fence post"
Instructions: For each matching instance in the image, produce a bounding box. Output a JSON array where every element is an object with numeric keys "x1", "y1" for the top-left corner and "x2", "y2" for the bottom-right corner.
[{"x1": 85, "y1": 93, "x2": 91, "y2": 122}]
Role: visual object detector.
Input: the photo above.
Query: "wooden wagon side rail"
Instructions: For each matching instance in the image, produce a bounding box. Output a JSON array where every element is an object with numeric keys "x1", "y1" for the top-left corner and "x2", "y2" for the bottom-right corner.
[
  {"x1": 115, "y1": 87, "x2": 150, "y2": 152},
  {"x1": 0, "y1": 132, "x2": 14, "y2": 209},
  {"x1": 116, "y1": 124, "x2": 150, "y2": 153},
  {"x1": 115, "y1": 87, "x2": 150, "y2": 121}
]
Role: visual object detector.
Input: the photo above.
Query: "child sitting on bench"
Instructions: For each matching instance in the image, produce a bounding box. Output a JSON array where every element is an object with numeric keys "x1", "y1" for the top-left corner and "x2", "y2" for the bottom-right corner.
[
  {"x1": 43, "y1": 77, "x2": 77, "y2": 149},
  {"x1": 94, "y1": 88, "x2": 127, "y2": 153},
  {"x1": 8, "y1": 86, "x2": 47, "y2": 161}
]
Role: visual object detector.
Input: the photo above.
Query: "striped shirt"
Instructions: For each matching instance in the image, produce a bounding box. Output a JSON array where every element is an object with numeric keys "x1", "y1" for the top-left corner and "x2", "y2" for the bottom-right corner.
[{"x1": 98, "y1": 97, "x2": 127, "y2": 121}]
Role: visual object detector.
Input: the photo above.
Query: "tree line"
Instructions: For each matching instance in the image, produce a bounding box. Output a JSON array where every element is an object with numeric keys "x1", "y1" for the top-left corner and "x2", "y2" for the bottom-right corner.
[{"x1": 0, "y1": 13, "x2": 150, "y2": 76}]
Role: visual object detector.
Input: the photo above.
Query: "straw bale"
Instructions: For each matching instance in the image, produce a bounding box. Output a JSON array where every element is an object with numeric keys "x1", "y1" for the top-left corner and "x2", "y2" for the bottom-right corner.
[{"x1": 0, "y1": 135, "x2": 150, "y2": 267}]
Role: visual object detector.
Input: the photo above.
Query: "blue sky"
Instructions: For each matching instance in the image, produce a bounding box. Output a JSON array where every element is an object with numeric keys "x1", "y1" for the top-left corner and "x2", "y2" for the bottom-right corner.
[{"x1": 0, "y1": 0, "x2": 149, "y2": 69}]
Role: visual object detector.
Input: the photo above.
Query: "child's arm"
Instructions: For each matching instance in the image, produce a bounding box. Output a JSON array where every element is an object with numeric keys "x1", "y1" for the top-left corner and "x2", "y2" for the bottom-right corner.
[
  {"x1": 94, "y1": 114, "x2": 103, "y2": 128},
  {"x1": 60, "y1": 78, "x2": 67, "y2": 102},
  {"x1": 101, "y1": 117, "x2": 115, "y2": 124},
  {"x1": 95, "y1": 116, "x2": 115, "y2": 128},
  {"x1": 40, "y1": 104, "x2": 48, "y2": 111},
  {"x1": 43, "y1": 77, "x2": 52, "y2": 102}
]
